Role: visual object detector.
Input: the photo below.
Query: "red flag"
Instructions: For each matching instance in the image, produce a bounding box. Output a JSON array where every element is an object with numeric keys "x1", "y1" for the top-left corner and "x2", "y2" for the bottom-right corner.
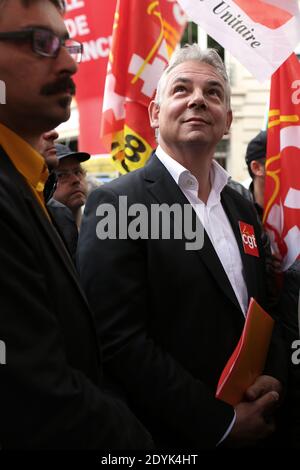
[
  {"x1": 100, "y1": 0, "x2": 186, "y2": 174},
  {"x1": 64, "y1": 0, "x2": 117, "y2": 154},
  {"x1": 263, "y1": 53, "x2": 300, "y2": 271},
  {"x1": 232, "y1": 0, "x2": 292, "y2": 29}
]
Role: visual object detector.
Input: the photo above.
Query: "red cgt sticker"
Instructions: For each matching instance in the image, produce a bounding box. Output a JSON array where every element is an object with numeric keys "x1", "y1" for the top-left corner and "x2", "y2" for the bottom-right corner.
[{"x1": 239, "y1": 221, "x2": 259, "y2": 257}]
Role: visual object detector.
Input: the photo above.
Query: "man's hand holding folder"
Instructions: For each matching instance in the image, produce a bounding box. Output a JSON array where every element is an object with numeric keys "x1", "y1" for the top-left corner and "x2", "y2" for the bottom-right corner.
[
  {"x1": 216, "y1": 298, "x2": 283, "y2": 446},
  {"x1": 225, "y1": 375, "x2": 282, "y2": 446},
  {"x1": 216, "y1": 298, "x2": 275, "y2": 404}
]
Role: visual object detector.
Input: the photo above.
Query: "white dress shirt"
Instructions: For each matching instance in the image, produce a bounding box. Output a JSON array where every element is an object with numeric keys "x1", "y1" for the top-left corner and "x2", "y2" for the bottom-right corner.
[{"x1": 156, "y1": 145, "x2": 248, "y2": 316}]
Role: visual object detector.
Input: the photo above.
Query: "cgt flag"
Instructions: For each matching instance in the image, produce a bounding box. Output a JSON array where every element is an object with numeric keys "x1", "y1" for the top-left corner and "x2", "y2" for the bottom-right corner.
[
  {"x1": 100, "y1": 0, "x2": 186, "y2": 174},
  {"x1": 177, "y1": 0, "x2": 300, "y2": 82},
  {"x1": 263, "y1": 53, "x2": 300, "y2": 271},
  {"x1": 64, "y1": 0, "x2": 117, "y2": 155}
]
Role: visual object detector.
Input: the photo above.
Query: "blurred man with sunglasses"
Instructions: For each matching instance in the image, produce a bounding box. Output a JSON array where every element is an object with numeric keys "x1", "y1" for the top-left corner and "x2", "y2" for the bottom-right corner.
[{"x1": 0, "y1": 0, "x2": 152, "y2": 450}]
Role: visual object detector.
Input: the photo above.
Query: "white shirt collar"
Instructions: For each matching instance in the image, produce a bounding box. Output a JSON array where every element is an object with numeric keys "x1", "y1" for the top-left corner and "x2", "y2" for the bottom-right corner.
[{"x1": 156, "y1": 145, "x2": 230, "y2": 205}]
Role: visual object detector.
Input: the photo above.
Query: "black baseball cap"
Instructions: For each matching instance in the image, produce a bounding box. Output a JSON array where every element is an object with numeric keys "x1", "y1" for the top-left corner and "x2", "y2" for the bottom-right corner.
[
  {"x1": 245, "y1": 130, "x2": 267, "y2": 165},
  {"x1": 55, "y1": 143, "x2": 90, "y2": 163}
]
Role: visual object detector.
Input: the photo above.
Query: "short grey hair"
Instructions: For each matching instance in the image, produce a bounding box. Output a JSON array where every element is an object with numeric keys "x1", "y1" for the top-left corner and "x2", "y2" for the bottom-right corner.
[{"x1": 155, "y1": 43, "x2": 231, "y2": 108}]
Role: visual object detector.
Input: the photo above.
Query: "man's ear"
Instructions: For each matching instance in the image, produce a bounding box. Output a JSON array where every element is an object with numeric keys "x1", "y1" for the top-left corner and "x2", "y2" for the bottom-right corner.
[
  {"x1": 250, "y1": 160, "x2": 265, "y2": 177},
  {"x1": 224, "y1": 109, "x2": 233, "y2": 135},
  {"x1": 148, "y1": 100, "x2": 160, "y2": 129}
]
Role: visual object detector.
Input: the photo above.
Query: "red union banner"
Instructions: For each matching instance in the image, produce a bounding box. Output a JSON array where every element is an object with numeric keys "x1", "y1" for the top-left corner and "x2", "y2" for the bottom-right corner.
[
  {"x1": 263, "y1": 53, "x2": 300, "y2": 271},
  {"x1": 100, "y1": 0, "x2": 186, "y2": 174},
  {"x1": 64, "y1": 0, "x2": 117, "y2": 154},
  {"x1": 178, "y1": 0, "x2": 300, "y2": 82}
]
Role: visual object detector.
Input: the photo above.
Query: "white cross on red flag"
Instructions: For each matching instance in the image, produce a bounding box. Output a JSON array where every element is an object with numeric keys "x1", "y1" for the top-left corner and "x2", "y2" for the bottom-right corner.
[
  {"x1": 100, "y1": 0, "x2": 186, "y2": 173},
  {"x1": 263, "y1": 53, "x2": 300, "y2": 271}
]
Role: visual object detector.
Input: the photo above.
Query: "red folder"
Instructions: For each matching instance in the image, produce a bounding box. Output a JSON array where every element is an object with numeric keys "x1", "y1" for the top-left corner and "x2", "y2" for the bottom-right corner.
[{"x1": 216, "y1": 298, "x2": 274, "y2": 406}]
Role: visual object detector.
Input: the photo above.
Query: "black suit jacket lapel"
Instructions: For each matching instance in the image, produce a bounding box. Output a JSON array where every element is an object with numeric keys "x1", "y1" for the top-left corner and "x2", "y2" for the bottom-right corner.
[
  {"x1": 2, "y1": 149, "x2": 90, "y2": 308},
  {"x1": 144, "y1": 154, "x2": 243, "y2": 314},
  {"x1": 22, "y1": 179, "x2": 103, "y2": 368},
  {"x1": 23, "y1": 189, "x2": 90, "y2": 301}
]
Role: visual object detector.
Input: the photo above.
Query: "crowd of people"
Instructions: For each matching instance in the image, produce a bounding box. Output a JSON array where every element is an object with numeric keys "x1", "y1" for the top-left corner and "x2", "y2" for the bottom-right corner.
[{"x1": 0, "y1": 0, "x2": 299, "y2": 450}]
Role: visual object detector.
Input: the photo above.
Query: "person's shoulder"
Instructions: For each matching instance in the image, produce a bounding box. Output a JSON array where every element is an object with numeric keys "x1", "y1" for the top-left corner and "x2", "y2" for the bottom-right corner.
[
  {"x1": 47, "y1": 198, "x2": 74, "y2": 221},
  {"x1": 223, "y1": 181, "x2": 261, "y2": 224},
  {"x1": 226, "y1": 178, "x2": 253, "y2": 203},
  {"x1": 223, "y1": 181, "x2": 253, "y2": 206}
]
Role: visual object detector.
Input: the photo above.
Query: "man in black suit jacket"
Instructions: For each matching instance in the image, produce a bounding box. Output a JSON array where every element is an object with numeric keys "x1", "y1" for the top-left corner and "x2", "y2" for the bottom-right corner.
[
  {"x1": 77, "y1": 44, "x2": 286, "y2": 448},
  {"x1": 0, "y1": 0, "x2": 152, "y2": 449}
]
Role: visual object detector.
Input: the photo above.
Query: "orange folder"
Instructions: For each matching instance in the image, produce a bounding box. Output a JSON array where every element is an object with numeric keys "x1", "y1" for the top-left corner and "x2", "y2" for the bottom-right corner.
[{"x1": 216, "y1": 297, "x2": 274, "y2": 406}]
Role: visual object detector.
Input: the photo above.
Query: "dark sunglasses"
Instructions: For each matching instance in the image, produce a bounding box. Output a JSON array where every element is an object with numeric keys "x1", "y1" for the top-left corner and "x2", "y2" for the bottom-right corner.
[{"x1": 0, "y1": 27, "x2": 83, "y2": 63}]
